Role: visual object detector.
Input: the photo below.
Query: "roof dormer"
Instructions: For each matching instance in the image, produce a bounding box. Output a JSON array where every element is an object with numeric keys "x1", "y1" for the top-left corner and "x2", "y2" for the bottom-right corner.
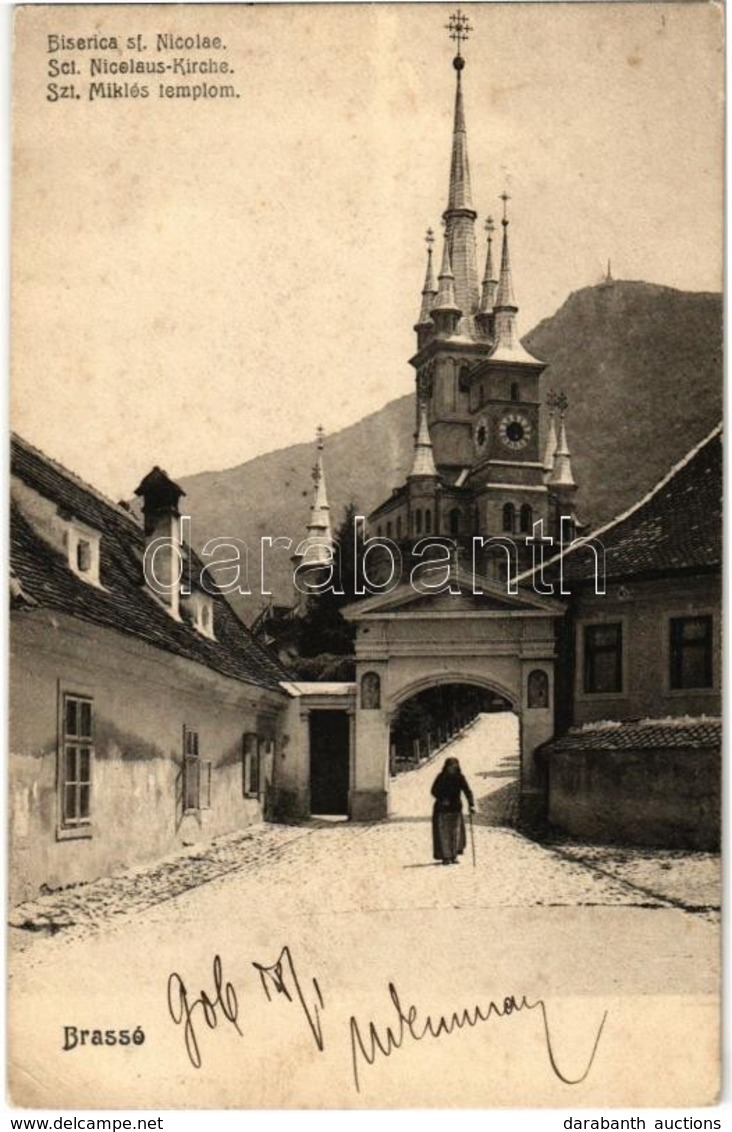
[
  {"x1": 64, "y1": 519, "x2": 102, "y2": 587},
  {"x1": 181, "y1": 589, "x2": 216, "y2": 640}
]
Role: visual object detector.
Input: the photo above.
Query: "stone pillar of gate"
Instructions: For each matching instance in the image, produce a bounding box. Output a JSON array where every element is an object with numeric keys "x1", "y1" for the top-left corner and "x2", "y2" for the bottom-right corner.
[
  {"x1": 271, "y1": 696, "x2": 311, "y2": 821},
  {"x1": 350, "y1": 665, "x2": 389, "y2": 821},
  {"x1": 518, "y1": 657, "x2": 556, "y2": 830}
]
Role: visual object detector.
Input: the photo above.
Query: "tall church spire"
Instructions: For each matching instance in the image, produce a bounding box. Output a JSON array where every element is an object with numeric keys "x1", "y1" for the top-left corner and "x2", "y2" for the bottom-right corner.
[
  {"x1": 446, "y1": 51, "x2": 473, "y2": 213},
  {"x1": 303, "y1": 426, "x2": 333, "y2": 565},
  {"x1": 442, "y1": 10, "x2": 479, "y2": 320}
]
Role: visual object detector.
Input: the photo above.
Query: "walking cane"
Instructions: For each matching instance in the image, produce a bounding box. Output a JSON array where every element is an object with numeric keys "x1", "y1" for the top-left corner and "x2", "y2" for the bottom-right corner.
[{"x1": 468, "y1": 808, "x2": 476, "y2": 868}]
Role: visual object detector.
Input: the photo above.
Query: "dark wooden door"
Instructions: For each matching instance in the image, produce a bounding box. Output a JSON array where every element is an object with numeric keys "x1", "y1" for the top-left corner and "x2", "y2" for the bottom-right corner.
[{"x1": 309, "y1": 710, "x2": 350, "y2": 815}]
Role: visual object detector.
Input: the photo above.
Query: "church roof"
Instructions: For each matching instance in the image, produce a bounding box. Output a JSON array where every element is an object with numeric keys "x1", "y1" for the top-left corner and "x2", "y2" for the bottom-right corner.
[
  {"x1": 488, "y1": 339, "x2": 546, "y2": 366},
  {"x1": 10, "y1": 434, "x2": 289, "y2": 694},
  {"x1": 368, "y1": 483, "x2": 409, "y2": 521}
]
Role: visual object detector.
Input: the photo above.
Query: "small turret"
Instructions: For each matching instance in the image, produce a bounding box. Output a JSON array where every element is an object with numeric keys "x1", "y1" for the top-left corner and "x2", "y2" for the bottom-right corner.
[
  {"x1": 409, "y1": 402, "x2": 438, "y2": 479},
  {"x1": 476, "y1": 215, "x2": 498, "y2": 337},
  {"x1": 489, "y1": 192, "x2": 543, "y2": 365},
  {"x1": 548, "y1": 395, "x2": 579, "y2": 541},
  {"x1": 493, "y1": 192, "x2": 518, "y2": 349},
  {"x1": 408, "y1": 402, "x2": 439, "y2": 540},
  {"x1": 431, "y1": 235, "x2": 462, "y2": 338},
  {"x1": 549, "y1": 419, "x2": 577, "y2": 491},
  {"x1": 543, "y1": 390, "x2": 559, "y2": 484},
  {"x1": 415, "y1": 228, "x2": 438, "y2": 348}
]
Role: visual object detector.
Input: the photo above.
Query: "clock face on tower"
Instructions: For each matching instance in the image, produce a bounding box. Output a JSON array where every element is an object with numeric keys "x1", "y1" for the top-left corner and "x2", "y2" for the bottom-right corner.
[
  {"x1": 499, "y1": 411, "x2": 532, "y2": 451},
  {"x1": 473, "y1": 416, "x2": 489, "y2": 455}
]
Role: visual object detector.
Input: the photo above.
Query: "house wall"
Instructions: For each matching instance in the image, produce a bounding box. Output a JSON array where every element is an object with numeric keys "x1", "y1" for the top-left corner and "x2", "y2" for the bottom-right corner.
[
  {"x1": 570, "y1": 574, "x2": 721, "y2": 725},
  {"x1": 273, "y1": 687, "x2": 357, "y2": 821},
  {"x1": 9, "y1": 610, "x2": 288, "y2": 905},
  {"x1": 548, "y1": 745, "x2": 721, "y2": 851}
]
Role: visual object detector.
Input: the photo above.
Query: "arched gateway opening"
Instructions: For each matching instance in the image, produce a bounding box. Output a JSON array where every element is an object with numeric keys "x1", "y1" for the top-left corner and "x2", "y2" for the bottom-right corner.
[
  {"x1": 390, "y1": 682, "x2": 512, "y2": 771},
  {"x1": 344, "y1": 579, "x2": 561, "y2": 825}
]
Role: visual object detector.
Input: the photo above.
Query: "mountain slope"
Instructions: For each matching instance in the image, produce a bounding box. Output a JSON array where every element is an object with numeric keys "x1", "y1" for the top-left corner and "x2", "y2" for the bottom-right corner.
[
  {"x1": 178, "y1": 394, "x2": 415, "y2": 621},
  {"x1": 525, "y1": 280, "x2": 723, "y2": 529},
  {"x1": 178, "y1": 281, "x2": 722, "y2": 621}
]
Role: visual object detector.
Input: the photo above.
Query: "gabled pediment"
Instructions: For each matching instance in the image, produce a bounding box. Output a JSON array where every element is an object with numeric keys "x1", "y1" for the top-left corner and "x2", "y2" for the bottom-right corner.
[{"x1": 343, "y1": 567, "x2": 565, "y2": 620}]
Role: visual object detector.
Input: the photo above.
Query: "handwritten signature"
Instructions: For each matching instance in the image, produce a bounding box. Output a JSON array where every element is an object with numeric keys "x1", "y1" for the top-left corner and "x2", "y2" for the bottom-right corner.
[
  {"x1": 166, "y1": 954, "x2": 242, "y2": 1069},
  {"x1": 166, "y1": 949, "x2": 607, "y2": 1093},
  {"x1": 252, "y1": 944, "x2": 325, "y2": 1051},
  {"x1": 348, "y1": 982, "x2": 607, "y2": 1092},
  {"x1": 167, "y1": 947, "x2": 324, "y2": 1069}
]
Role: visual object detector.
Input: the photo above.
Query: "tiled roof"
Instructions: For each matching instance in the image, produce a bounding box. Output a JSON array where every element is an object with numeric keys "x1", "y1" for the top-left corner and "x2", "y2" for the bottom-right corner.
[
  {"x1": 10, "y1": 435, "x2": 289, "y2": 694},
  {"x1": 542, "y1": 717, "x2": 722, "y2": 754},
  {"x1": 538, "y1": 425, "x2": 722, "y2": 585},
  {"x1": 368, "y1": 483, "x2": 409, "y2": 521}
]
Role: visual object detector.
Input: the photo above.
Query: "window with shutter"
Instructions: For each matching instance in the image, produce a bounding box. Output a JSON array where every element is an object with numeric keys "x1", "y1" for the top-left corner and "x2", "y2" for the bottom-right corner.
[{"x1": 60, "y1": 693, "x2": 93, "y2": 831}]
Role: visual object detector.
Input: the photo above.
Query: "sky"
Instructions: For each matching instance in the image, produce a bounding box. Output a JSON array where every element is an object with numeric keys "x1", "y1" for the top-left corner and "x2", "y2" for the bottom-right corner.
[{"x1": 10, "y1": 1, "x2": 724, "y2": 500}]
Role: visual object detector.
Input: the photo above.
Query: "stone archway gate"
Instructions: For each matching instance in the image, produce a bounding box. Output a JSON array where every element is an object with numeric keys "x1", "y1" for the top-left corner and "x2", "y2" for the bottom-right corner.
[{"x1": 343, "y1": 574, "x2": 565, "y2": 825}]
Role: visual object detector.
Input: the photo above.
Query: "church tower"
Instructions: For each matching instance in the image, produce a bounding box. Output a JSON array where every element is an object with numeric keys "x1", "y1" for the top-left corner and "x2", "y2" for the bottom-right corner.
[
  {"x1": 409, "y1": 10, "x2": 489, "y2": 475},
  {"x1": 369, "y1": 10, "x2": 571, "y2": 577},
  {"x1": 463, "y1": 190, "x2": 550, "y2": 571}
]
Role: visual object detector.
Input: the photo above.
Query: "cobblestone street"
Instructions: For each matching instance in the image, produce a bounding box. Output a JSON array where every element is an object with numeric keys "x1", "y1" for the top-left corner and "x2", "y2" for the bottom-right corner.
[
  {"x1": 10, "y1": 715, "x2": 720, "y2": 950},
  {"x1": 8, "y1": 715, "x2": 721, "y2": 1108}
]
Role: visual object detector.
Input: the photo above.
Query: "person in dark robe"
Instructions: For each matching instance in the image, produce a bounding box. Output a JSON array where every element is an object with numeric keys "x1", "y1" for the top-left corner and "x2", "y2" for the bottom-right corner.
[{"x1": 431, "y1": 756, "x2": 475, "y2": 865}]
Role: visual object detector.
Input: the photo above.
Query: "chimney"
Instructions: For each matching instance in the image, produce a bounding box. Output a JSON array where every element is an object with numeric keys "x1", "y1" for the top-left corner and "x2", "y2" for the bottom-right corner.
[{"x1": 134, "y1": 467, "x2": 186, "y2": 619}]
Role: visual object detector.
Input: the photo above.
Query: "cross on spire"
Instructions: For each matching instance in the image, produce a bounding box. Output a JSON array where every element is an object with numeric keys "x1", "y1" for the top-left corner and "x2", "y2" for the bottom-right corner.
[
  {"x1": 501, "y1": 191, "x2": 511, "y2": 225},
  {"x1": 446, "y1": 9, "x2": 472, "y2": 56},
  {"x1": 425, "y1": 227, "x2": 435, "y2": 250},
  {"x1": 312, "y1": 425, "x2": 325, "y2": 485}
]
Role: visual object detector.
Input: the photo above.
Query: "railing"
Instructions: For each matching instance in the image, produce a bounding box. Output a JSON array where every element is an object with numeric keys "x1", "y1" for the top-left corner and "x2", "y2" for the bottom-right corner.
[{"x1": 390, "y1": 707, "x2": 482, "y2": 776}]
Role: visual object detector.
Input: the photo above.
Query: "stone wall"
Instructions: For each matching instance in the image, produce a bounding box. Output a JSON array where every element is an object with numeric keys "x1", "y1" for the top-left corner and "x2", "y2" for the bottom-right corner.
[{"x1": 547, "y1": 745, "x2": 721, "y2": 850}]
